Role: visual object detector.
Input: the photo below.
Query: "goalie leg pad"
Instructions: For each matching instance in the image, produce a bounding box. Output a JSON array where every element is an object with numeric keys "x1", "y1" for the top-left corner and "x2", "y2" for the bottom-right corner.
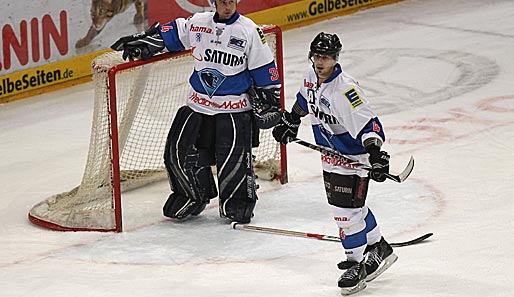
[
  {"x1": 215, "y1": 111, "x2": 258, "y2": 223},
  {"x1": 163, "y1": 193, "x2": 205, "y2": 219},
  {"x1": 163, "y1": 106, "x2": 217, "y2": 219},
  {"x1": 323, "y1": 172, "x2": 370, "y2": 208}
]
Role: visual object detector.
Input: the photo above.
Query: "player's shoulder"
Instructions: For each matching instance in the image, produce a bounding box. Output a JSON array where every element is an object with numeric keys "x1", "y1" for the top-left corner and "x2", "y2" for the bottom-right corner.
[
  {"x1": 234, "y1": 14, "x2": 264, "y2": 37},
  {"x1": 338, "y1": 70, "x2": 360, "y2": 87},
  {"x1": 333, "y1": 71, "x2": 369, "y2": 110},
  {"x1": 189, "y1": 11, "x2": 215, "y2": 23},
  {"x1": 235, "y1": 13, "x2": 258, "y2": 27}
]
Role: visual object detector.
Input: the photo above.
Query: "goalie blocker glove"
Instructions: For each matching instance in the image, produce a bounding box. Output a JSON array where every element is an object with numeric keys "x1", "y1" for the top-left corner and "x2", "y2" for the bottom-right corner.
[
  {"x1": 247, "y1": 87, "x2": 282, "y2": 129},
  {"x1": 364, "y1": 138, "x2": 390, "y2": 182},
  {"x1": 111, "y1": 22, "x2": 165, "y2": 61}
]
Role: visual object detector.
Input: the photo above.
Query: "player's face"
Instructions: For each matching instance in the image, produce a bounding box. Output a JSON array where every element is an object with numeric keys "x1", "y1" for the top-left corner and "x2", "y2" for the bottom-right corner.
[
  {"x1": 312, "y1": 54, "x2": 337, "y2": 81},
  {"x1": 216, "y1": 0, "x2": 237, "y2": 21}
]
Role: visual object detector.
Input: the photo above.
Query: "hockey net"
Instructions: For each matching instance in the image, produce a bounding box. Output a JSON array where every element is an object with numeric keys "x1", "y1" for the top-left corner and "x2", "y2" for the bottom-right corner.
[{"x1": 28, "y1": 25, "x2": 287, "y2": 232}]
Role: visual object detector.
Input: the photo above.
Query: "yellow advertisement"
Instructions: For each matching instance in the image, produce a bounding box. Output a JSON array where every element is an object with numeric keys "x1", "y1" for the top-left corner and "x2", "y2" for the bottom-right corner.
[
  {"x1": 248, "y1": 0, "x2": 402, "y2": 30},
  {"x1": 1, "y1": 0, "x2": 401, "y2": 103},
  {"x1": 0, "y1": 50, "x2": 108, "y2": 101}
]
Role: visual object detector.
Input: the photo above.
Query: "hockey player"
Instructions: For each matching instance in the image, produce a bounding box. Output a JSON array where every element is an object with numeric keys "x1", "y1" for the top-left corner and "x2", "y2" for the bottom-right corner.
[
  {"x1": 111, "y1": 0, "x2": 281, "y2": 223},
  {"x1": 272, "y1": 32, "x2": 398, "y2": 295}
]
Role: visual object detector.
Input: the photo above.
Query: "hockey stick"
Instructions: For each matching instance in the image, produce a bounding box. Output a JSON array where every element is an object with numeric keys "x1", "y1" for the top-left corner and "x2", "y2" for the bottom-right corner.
[
  {"x1": 291, "y1": 138, "x2": 414, "y2": 183},
  {"x1": 231, "y1": 222, "x2": 433, "y2": 248}
]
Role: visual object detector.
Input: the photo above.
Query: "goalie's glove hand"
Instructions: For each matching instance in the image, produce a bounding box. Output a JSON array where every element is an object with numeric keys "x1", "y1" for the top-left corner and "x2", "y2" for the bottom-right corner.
[
  {"x1": 111, "y1": 22, "x2": 164, "y2": 61},
  {"x1": 248, "y1": 87, "x2": 282, "y2": 129},
  {"x1": 272, "y1": 111, "x2": 301, "y2": 145},
  {"x1": 366, "y1": 145, "x2": 390, "y2": 183}
]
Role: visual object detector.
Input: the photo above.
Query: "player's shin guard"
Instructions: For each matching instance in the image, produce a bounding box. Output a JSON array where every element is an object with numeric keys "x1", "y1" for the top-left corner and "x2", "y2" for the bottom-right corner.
[
  {"x1": 216, "y1": 112, "x2": 258, "y2": 223},
  {"x1": 163, "y1": 106, "x2": 217, "y2": 220}
]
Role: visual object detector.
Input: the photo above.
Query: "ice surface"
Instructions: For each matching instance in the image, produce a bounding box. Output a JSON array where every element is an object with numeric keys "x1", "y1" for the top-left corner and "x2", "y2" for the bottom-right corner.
[{"x1": 1, "y1": 1, "x2": 514, "y2": 296}]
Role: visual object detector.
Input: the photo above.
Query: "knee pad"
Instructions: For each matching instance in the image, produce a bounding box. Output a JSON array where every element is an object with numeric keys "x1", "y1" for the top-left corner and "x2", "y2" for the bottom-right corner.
[
  {"x1": 163, "y1": 193, "x2": 209, "y2": 219},
  {"x1": 323, "y1": 172, "x2": 370, "y2": 208}
]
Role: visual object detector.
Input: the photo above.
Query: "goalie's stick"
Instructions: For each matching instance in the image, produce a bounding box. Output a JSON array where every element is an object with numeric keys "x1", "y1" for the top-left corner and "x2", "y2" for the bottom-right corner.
[
  {"x1": 291, "y1": 138, "x2": 414, "y2": 183},
  {"x1": 231, "y1": 222, "x2": 433, "y2": 248}
]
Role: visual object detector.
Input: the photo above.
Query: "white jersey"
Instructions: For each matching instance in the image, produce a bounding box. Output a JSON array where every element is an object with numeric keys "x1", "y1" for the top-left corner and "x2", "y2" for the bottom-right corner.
[
  {"x1": 295, "y1": 64, "x2": 386, "y2": 176},
  {"x1": 159, "y1": 12, "x2": 281, "y2": 115}
]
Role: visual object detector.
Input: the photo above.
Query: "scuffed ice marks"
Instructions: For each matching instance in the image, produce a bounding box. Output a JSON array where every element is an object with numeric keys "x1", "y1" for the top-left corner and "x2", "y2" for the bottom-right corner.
[
  {"x1": 342, "y1": 48, "x2": 499, "y2": 115},
  {"x1": 51, "y1": 178, "x2": 438, "y2": 266}
]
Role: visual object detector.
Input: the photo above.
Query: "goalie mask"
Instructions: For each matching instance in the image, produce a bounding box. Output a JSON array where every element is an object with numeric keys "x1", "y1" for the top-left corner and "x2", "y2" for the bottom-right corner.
[{"x1": 309, "y1": 32, "x2": 343, "y2": 61}]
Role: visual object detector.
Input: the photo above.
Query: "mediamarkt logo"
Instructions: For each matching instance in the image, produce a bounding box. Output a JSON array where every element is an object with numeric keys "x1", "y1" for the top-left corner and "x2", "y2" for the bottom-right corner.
[
  {"x1": 321, "y1": 155, "x2": 359, "y2": 169},
  {"x1": 189, "y1": 92, "x2": 248, "y2": 109}
]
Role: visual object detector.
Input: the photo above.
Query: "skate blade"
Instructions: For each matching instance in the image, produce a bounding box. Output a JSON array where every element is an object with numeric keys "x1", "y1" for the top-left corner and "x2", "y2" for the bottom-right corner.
[
  {"x1": 340, "y1": 280, "x2": 367, "y2": 296},
  {"x1": 366, "y1": 253, "x2": 399, "y2": 282}
]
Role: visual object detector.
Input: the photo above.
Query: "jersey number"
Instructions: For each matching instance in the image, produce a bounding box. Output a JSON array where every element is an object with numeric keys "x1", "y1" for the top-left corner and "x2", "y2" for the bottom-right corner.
[{"x1": 269, "y1": 67, "x2": 279, "y2": 81}]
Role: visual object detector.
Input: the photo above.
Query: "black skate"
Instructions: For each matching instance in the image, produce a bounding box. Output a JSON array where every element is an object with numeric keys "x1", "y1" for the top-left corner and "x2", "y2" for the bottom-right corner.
[
  {"x1": 364, "y1": 237, "x2": 398, "y2": 282},
  {"x1": 337, "y1": 261, "x2": 367, "y2": 295}
]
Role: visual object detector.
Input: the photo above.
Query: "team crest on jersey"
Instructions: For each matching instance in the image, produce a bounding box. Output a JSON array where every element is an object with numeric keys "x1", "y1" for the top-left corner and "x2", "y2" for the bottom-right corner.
[
  {"x1": 255, "y1": 27, "x2": 266, "y2": 44},
  {"x1": 198, "y1": 69, "x2": 226, "y2": 98},
  {"x1": 344, "y1": 87, "x2": 363, "y2": 109},
  {"x1": 228, "y1": 36, "x2": 247, "y2": 51}
]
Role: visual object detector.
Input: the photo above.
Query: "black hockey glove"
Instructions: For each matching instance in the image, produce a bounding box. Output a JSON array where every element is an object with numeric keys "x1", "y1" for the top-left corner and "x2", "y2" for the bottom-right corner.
[
  {"x1": 364, "y1": 138, "x2": 390, "y2": 183},
  {"x1": 111, "y1": 22, "x2": 165, "y2": 61},
  {"x1": 272, "y1": 111, "x2": 301, "y2": 145},
  {"x1": 247, "y1": 87, "x2": 282, "y2": 129}
]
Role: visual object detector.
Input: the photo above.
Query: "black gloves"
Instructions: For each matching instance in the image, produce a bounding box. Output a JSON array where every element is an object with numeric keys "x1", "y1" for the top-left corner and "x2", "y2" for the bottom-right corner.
[
  {"x1": 111, "y1": 22, "x2": 165, "y2": 61},
  {"x1": 364, "y1": 138, "x2": 390, "y2": 182},
  {"x1": 247, "y1": 87, "x2": 282, "y2": 129},
  {"x1": 272, "y1": 111, "x2": 301, "y2": 145}
]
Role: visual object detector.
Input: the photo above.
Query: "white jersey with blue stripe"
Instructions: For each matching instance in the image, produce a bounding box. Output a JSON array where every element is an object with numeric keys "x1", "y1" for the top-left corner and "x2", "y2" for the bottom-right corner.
[
  {"x1": 159, "y1": 12, "x2": 280, "y2": 115},
  {"x1": 295, "y1": 64, "x2": 386, "y2": 176}
]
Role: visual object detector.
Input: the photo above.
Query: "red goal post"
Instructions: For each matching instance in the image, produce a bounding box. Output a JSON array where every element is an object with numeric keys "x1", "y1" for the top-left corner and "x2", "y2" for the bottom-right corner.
[{"x1": 28, "y1": 25, "x2": 287, "y2": 232}]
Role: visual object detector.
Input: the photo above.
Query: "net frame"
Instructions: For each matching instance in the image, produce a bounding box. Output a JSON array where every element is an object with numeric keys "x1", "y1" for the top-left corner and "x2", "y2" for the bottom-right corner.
[{"x1": 28, "y1": 25, "x2": 287, "y2": 232}]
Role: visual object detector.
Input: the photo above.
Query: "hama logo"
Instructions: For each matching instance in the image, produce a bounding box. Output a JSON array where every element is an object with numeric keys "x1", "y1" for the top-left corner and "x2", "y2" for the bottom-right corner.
[
  {"x1": 228, "y1": 36, "x2": 247, "y2": 51},
  {"x1": 334, "y1": 216, "x2": 349, "y2": 221},
  {"x1": 190, "y1": 25, "x2": 213, "y2": 34},
  {"x1": 304, "y1": 79, "x2": 315, "y2": 89},
  {"x1": 344, "y1": 87, "x2": 363, "y2": 109}
]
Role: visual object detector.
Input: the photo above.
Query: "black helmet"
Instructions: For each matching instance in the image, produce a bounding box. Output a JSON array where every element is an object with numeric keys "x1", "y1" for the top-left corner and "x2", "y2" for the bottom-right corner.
[{"x1": 309, "y1": 32, "x2": 343, "y2": 60}]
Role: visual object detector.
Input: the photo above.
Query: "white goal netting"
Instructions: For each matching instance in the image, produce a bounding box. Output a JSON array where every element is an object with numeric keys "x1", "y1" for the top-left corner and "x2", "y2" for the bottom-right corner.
[{"x1": 28, "y1": 25, "x2": 286, "y2": 232}]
